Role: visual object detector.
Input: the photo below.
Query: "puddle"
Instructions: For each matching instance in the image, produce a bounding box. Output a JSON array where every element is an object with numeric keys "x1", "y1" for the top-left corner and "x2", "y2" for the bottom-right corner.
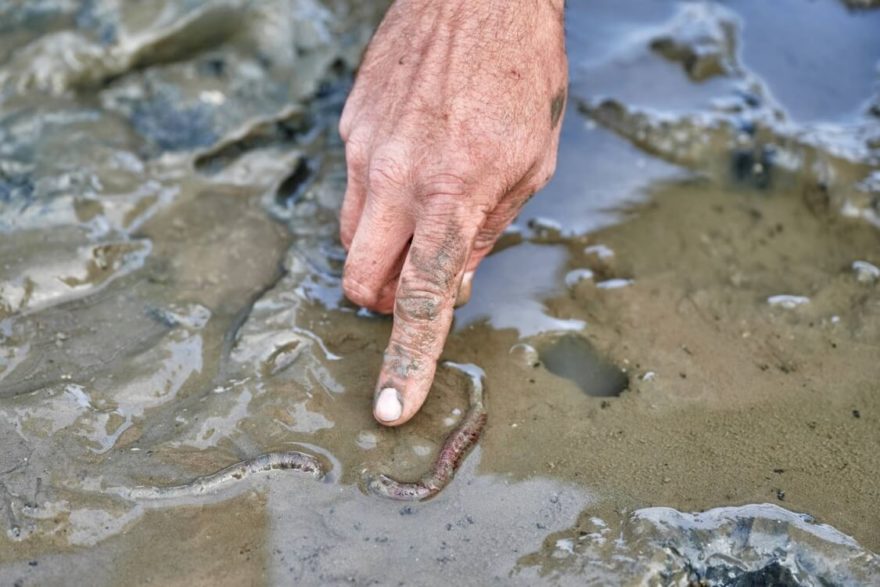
[
  {"x1": 453, "y1": 243, "x2": 585, "y2": 337},
  {"x1": 536, "y1": 335, "x2": 628, "y2": 398}
]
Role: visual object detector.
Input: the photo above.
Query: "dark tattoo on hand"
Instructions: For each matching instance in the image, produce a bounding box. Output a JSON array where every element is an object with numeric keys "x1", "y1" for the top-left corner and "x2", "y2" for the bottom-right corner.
[{"x1": 550, "y1": 87, "x2": 567, "y2": 128}]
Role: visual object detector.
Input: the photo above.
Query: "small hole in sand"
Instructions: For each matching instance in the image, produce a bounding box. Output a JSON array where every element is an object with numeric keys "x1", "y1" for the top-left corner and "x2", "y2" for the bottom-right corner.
[{"x1": 538, "y1": 335, "x2": 628, "y2": 398}]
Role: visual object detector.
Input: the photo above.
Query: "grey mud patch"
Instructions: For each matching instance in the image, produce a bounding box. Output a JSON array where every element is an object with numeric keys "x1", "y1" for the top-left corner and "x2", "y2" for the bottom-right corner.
[{"x1": 517, "y1": 503, "x2": 880, "y2": 585}]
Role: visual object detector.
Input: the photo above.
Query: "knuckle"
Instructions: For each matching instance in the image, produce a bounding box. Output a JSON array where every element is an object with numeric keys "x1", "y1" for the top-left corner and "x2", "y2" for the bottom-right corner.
[
  {"x1": 410, "y1": 235, "x2": 467, "y2": 289},
  {"x1": 472, "y1": 226, "x2": 499, "y2": 254},
  {"x1": 418, "y1": 199, "x2": 465, "y2": 231},
  {"x1": 395, "y1": 275, "x2": 449, "y2": 324},
  {"x1": 367, "y1": 152, "x2": 409, "y2": 193},
  {"x1": 338, "y1": 103, "x2": 356, "y2": 142},
  {"x1": 338, "y1": 117, "x2": 350, "y2": 142},
  {"x1": 417, "y1": 169, "x2": 473, "y2": 200},
  {"x1": 344, "y1": 136, "x2": 369, "y2": 171}
]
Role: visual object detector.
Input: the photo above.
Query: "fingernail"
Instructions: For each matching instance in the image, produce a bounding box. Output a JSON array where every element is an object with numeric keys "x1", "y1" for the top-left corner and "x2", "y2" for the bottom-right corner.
[{"x1": 375, "y1": 387, "x2": 403, "y2": 422}]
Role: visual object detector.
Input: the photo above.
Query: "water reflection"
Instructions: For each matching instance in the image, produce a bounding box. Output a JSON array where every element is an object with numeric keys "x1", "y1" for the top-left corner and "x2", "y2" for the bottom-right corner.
[{"x1": 454, "y1": 244, "x2": 585, "y2": 337}]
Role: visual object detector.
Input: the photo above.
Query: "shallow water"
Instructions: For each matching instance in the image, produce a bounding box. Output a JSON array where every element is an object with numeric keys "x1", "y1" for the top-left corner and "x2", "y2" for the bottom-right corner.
[
  {"x1": 536, "y1": 335, "x2": 628, "y2": 398},
  {"x1": 1, "y1": 0, "x2": 879, "y2": 585}
]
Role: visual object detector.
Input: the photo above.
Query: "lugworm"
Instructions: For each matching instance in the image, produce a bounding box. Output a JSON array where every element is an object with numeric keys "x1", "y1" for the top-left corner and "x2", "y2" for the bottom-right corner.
[
  {"x1": 110, "y1": 451, "x2": 323, "y2": 500},
  {"x1": 365, "y1": 362, "x2": 487, "y2": 501}
]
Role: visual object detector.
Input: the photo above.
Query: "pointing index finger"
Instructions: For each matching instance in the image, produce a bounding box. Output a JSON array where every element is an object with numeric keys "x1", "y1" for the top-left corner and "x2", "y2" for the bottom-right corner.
[{"x1": 373, "y1": 199, "x2": 480, "y2": 426}]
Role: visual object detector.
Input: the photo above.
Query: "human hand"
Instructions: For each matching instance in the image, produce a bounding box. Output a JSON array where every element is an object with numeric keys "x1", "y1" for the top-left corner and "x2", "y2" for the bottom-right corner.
[{"x1": 339, "y1": 0, "x2": 567, "y2": 425}]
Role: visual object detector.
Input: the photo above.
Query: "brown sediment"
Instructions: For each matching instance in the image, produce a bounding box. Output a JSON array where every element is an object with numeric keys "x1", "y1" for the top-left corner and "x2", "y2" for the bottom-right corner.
[{"x1": 366, "y1": 362, "x2": 487, "y2": 501}]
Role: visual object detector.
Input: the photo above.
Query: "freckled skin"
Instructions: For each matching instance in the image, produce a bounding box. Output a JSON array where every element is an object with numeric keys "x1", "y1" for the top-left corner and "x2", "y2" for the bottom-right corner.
[{"x1": 339, "y1": 0, "x2": 568, "y2": 426}]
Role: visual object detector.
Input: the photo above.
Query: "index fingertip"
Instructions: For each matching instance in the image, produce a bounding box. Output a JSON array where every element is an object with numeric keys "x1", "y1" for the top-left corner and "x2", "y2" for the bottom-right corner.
[{"x1": 375, "y1": 387, "x2": 403, "y2": 423}]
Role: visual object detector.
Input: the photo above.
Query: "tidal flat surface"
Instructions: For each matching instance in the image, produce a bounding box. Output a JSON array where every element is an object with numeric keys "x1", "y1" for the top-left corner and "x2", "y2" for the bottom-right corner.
[{"x1": 0, "y1": 0, "x2": 878, "y2": 585}]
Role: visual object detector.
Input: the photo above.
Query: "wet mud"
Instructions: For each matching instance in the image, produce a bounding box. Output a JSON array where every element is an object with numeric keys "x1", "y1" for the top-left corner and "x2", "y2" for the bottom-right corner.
[{"x1": 1, "y1": 0, "x2": 879, "y2": 585}]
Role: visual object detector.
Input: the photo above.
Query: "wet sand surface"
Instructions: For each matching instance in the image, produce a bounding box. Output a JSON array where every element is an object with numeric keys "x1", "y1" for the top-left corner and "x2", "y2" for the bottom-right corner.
[{"x1": 1, "y1": 0, "x2": 879, "y2": 585}]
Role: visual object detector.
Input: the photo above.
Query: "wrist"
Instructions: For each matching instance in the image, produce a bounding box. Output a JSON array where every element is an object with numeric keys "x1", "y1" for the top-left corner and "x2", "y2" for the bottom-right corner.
[{"x1": 393, "y1": 0, "x2": 565, "y2": 31}]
